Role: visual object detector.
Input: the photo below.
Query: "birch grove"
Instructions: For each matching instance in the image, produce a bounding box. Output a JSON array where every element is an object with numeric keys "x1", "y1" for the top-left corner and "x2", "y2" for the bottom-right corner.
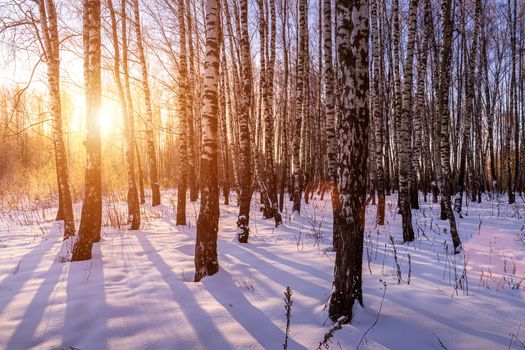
[{"x1": 1, "y1": 0, "x2": 524, "y2": 324}]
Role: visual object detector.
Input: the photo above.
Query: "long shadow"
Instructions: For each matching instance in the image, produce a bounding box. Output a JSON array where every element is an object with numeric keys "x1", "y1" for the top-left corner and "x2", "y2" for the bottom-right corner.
[
  {"x1": 219, "y1": 241, "x2": 325, "y2": 299},
  {"x1": 62, "y1": 244, "x2": 109, "y2": 350},
  {"x1": 0, "y1": 234, "x2": 59, "y2": 316},
  {"x1": 232, "y1": 241, "x2": 331, "y2": 282},
  {"x1": 204, "y1": 269, "x2": 308, "y2": 349},
  {"x1": 365, "y1": 286, "x2": 512, "y2": 345},
  {"x1": 5, "y1": 251, "x2": 66, "y2": 349},
  {"x1": 135, "y1": 234, "x2": 234, "y2": 350}
]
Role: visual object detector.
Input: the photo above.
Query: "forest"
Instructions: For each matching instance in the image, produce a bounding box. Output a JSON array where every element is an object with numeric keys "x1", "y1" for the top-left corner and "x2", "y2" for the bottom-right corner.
[{"x1": 0, "y1": 0, "x2": 524, "y2": 348}]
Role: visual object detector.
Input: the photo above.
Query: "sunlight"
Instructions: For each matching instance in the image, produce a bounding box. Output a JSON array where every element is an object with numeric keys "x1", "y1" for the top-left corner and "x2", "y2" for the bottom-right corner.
[{"x1": 98, "y1": 100, "x2": 120, "y2": 137}]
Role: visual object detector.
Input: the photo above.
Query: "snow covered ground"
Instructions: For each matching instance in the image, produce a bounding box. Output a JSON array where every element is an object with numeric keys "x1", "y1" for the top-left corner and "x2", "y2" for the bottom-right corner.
[{"x1": 0, "y1": 191, "x2": 524, "y2": 349}]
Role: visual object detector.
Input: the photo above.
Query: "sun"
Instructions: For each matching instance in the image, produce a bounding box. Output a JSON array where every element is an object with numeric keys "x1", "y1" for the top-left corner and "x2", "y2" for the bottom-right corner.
[{"x1": 98, "y1": 100, "x2": 120, "y2": 136}]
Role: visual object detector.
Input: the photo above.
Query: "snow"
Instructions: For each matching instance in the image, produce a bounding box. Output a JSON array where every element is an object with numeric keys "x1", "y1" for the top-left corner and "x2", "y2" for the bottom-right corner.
[{"x1": 1, "y1": 191, "x2": 524, "y2": 349}]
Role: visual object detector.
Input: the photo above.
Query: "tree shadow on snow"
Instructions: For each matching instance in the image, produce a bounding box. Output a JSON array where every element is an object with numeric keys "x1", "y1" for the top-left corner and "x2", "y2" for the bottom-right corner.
[
  {"x1": 5, "y1": 250, "x2": 67, "y2": 349},
  {"x1": 62, "y1": 243, "x2": 109, "y2": 350},
  {"x1": 203, "y1": 268, "x2": 308, "y2": 350},
  {"x1": 135, "y1": 233, "x2": 234, "y2": 350},
  {"x1": 0, "y1": 231, "x2": 60, "y2": 317}
]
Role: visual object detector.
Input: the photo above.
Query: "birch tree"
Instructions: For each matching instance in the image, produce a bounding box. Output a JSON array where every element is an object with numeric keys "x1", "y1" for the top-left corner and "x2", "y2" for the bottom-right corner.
[
  {"x1": 292, "y1": 0, "x2": 307, "y2": 214},
  {"x1": 131, "y1": 0, "x2": 161, "y2": 206},
  {"x1": 236, "y1": 0, "x2": 254, "y2": 243},
  {"x1": 194, "y1": 0, "x2": 220, "y2": 282},
  {"x1": 37, "y1": 0, "x2": 75, "y2": 239},
  {"x1": 437, "y1": 0, "x2": 462, "y2": 253},
  {"x1": 176, "y1": 0, "x2": 189, "y2": 225},
  {"x1": 398, "y1": 0, "x2": 417, "y2": 242},
  {"x1": 108, "y1": 0, "x2": 140, "y2": 230},
  {"x1": 71, "y1": 0, "x2": 102, "y2": 261},
  {"x1": 329, "y1": 0, "x2": 369, "y2": 322}
]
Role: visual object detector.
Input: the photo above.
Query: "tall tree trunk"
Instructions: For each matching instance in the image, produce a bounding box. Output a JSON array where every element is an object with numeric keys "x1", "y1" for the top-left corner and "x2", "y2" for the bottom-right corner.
[
  {"x1": 370, "y1": 0, "x2": 385, "y2": 225},
  {"x1": 186, "y1": 0, "x2": 198, "y2": 202},
  {"x1": 219, "y1": 44, "x2": 231, "y2": 205},
  {"x1": 329, "y1": 0, "x2": 369, "y2": 323},
  {"x1": 398, "y1": 0, "x2": 417, "y2": 242},
  {"x1": 454, "y1": 0, "x2": 481, "y2": 215},
  {"x1": 263, "y1": 0, "x2": 282, "y2": 226},
  {"x1": 279, "y1": 0, "x2": 289, "y2": 213},
  {"x1": 108, "y1": 0, "x2": 140, "y2": 230},
  {"x1": 392, "y1": 0, "x2": 402, "y2": 199},
  {"x1": 437, "y1": 0, "x2": 462, "y2": 253},
  {"x1": 482, "y1": 22, "x2": 496, "y2": 192},
  {"x1": 194, "y1": 0, "x2": 220, "y2": 282},
  {"x1": 509, "y1": 0, "x2": 517, "y2": 203},
  {"x1": 72, "y1": 0, "x2": 102, "y2": 261},
  {"x1": 131, "y1": 0, "x2": 161, "y2": 206},
  {"x1": 292, "y1": 0, "x2": 307, "y2": 214},
  {"x1": 237, "y1": 0, "x2": 254, "y2": 243},
  {"x1": 177, "y1": 0, "x2": 189, "y2": 225},
  {"x1": 37, "y1": 0, "x2": 75, "y2": 239}
]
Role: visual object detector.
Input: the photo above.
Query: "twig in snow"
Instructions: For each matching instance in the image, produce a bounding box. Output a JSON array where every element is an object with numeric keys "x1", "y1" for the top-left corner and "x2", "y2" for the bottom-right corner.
[
  {"x1": 433, "y1": 333, "x2": 449, "y2": 349},
  {"x1": 317, "y1": 315, "x2": 348, "y2": 350},
  {"x1": 283, "y1": 287, "x2": 293, "y2": 350},
  {"x1": 508, "y1": 323, "x2": 525, "y2": 349},
  {"x1": 389, "y1": 235, "x2": 402, "y2": 284},
  {"x1": 407, "y1": 254, "x2": 412, "y2": 285}
]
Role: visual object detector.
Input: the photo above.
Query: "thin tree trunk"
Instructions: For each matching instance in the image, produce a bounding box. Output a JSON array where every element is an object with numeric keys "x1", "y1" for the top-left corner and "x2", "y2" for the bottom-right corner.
[
  {"x1": 176, "y1": 0, "x2": 190, "y2": 225},
  {"x1": 454, "y1": 0, "x2": 481, "y2": 215},
  {"x1": 108, "y1": 0, "x2": 140, "y2": 230},
  {"x1": 292, "y1": 0, "x2": 307, "y2": 214},
  {"x1": 371, "y1": 0, "x2": 385, "y2": 225},
  {"x1": 398, "y1": 0, "x2": 417, "y2": 242},
  {"x1": 186, "y1": 0, "x2": 198, "y2": 202},
  {"x1": 437, "y1": 0, "x2": 462, "y2": 252},
  {"x1": 37, "y1": 0, "x2": 75, "y2": 239},
  {"x1": 237, "y1": 0, "x2": 254, "y2": 243},
  {"x1": 131, "y1": 0, "x2": 161, "y2": 206}
]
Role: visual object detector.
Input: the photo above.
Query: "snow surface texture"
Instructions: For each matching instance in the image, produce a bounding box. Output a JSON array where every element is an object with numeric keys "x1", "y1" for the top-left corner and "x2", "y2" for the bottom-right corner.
[{"x1": 0, "y1": 192, "x2": 524, "y2": 349}]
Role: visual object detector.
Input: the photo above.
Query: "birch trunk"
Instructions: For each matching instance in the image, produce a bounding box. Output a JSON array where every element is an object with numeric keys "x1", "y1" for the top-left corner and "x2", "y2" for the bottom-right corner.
[
  {"x1": 131, "y1": 0, "x2": 161, "y2": 206},
  {"x1": 37, "y1": 0, "x2": 75, "y2": 239},
  {"x1": 194, "y1": 0, "x2": 220, "y2": 282},
  {"x1": 329, "y1": 0, "x2": 369, "y2": 323},
  {"x1": 72, "y1": 0, "x2": 102, "y2": 261}
]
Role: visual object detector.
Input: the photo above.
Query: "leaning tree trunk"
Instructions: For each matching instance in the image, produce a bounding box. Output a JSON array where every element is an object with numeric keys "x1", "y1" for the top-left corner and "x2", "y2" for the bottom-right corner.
[
  {"x1": 72, "y1": 0, "x2": 102, "y2": 261},
  {"x1": 236, "y1": 0, "x2": 254, "y2": 243},
  {"x1": 176, "y1": 0, "x2": 190, "y2": 225},
  {"x1": 398, "y1": 0, "x2": 417, "y2": 242},
  {"x1": 194, "y1": 0, "x2": 221, "y2": 282},
  {"x1": 131, "y1": 0, "x2": 161, "y2": 206},
  {"x1": 37, "y1": 0, "x2": 75, "y2": 239},
  {"x1": 329, "y1": 0, "x2": 369, "y2": 323}
]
